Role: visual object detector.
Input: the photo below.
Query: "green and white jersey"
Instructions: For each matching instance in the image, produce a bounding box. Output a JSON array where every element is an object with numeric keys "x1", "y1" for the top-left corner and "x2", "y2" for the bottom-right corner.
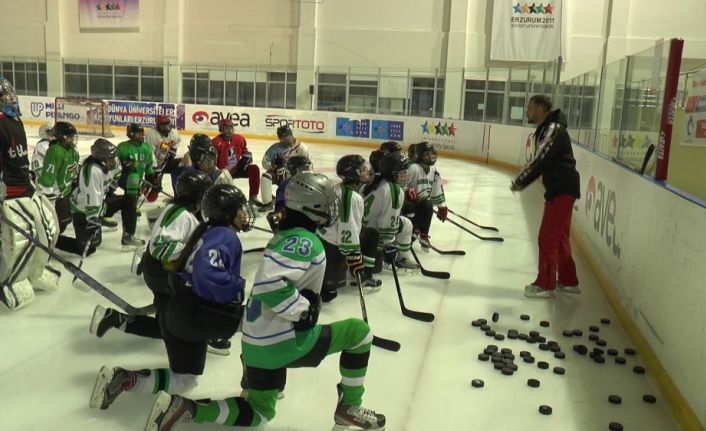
[
  {"x1": 31, "y1": 138, "x2": 50, "y2": 177},
  {"x1": 38, "y1": 141, "x2": 80, "y2": 197},
  {"x1": 241, "y1": 227, "x2": 326, "y2": 369},
  {"x1": 318, "y1": 183, "x2": 363, "y2": 255},
  {"x1": 362, "y1": 179, "x2": 403, "y2": 246},
  {"x1": 69, "y1": 162, "x2": 112, "y2": 218},
  {"x1": 148, "y1": 204, "x2": 200, "y2": 263},
  {"x1": 408, "y1": 163, "x2": 446, "y2": 207}
]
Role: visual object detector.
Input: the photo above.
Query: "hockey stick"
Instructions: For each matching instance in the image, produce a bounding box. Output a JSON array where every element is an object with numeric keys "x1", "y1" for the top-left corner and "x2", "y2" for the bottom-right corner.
[
  {"x1": 440, "y1": 213, "x2": 504, "y2": 242},
  {"x1": 72, "y1": 228, "x2": 101, "y2": 291},
  {"x1": 428, "y1": 243, "x2": 465, "y2": 256},
  {"x1": 356, "y1": 272, "x2": 401, "y2": 352},
  {"x1": 140, "y1": 179, "x2": 174, "y2": 199},
  {"x1": 1, "y1": 214, "x2": 151, "y2": 316},
  {"x1": 390, "y1": 260, "x2": 435, "y2": 322},
  {"x1": 447, "y1": 209, "x2": 499, "y2": 232},
  {"x1": 244, "y1": 247, "x2": 266, "y2": 254},
  {"x1": 410, "y1": 247, "x2": 450, "y2": 279},
  {"x1": 252, "y1": 225, "x2": 273, "y2": 234}
]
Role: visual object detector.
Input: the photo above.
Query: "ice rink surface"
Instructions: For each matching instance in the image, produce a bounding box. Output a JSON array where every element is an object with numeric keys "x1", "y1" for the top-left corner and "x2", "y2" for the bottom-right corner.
[{"x1": 1, "y1": 126, "x2": 681, "y2": 430}]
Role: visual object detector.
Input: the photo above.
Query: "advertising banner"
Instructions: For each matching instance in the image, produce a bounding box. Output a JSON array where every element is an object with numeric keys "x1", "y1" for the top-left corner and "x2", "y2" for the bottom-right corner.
[
  {"x1": 79, "y1": 0, "x2": 140, "y2": 31},
  {"x1": 680, "y1": 71, "x2": 706, "y2": 147}
]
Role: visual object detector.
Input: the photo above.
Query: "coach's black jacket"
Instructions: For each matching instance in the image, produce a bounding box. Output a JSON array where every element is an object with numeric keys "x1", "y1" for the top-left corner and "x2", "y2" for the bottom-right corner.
[{"x1": 513, "y1": 109, "x2": 580, "y2": 201}]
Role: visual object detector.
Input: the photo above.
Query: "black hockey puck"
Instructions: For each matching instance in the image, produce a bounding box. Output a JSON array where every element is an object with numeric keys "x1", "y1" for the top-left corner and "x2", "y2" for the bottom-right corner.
[
  {"x1": 643, "y1": 394, "x2": 657, "y2": 404},
  {"x1": 527, "y1": 378, "x2": 541, "y2": 388},
  {"x1": 501, "y1": 348, "x2": 512, "y2": 354},
  {"x1": 601, "y1": 317, "x2": 611, "y2": 325},
  {"x1": 540, "y1": 320, "x2": 550, "y2": 328},
  {"x1": 633, "y1": 366, "x2": 646, "y2": 375},
  {"x1": 553, "y1": 366, "x2": 565, "y2": 375},
  {"x1": 492, "y1": 356, "x2": 504, "y2": 364},
  {"x1": 480, "y1": 324, "x2": 491, "y2": 331},
  {"x1": 494, "y1": 334, "x2": 505, "y2": 341},
  {"x1": 478, "y1": 318, "x2": 488, "y2": 325},
  {"x1": 625, "y1": 348, "x2": 636, "y2": 356},
  {"x1": 521, "y1": 314, "x2": 530, "y2": 321},
  {"x1": 494, "y1": 362, "x2": 505, "y2": 370},
  {"x1": 519, "y1": 333, "x2": 529, "y2": 340},
  {"x1": 549, "y1": 345, "x2": 561, "y2": 353},
  {"x1": 485, "y1": 330, "x2": 496, "y2": 337},
  {"x1": 536, "y1": 336, "x2": 547, "y2": 343},
  {"x1": 478, "y1": 353, "x2": 490, "y2": 361},
  {"x1": 501, "y1": 367, "x2": 514, "y2": 376},
  {"x1": 523, "y1": 356, "x2": 536, "y2": 364},
  {"x1": 508, "y1": 329, "x2": 519, "y2": 335},
  {"x1": 487, "y1": 344, "x2": 499, "y2": 351},
  {"x1": 589, "y1": 325, "x2": 600, "y2": 332},
  {"x1": 596, "y1": 339, "x2": 607, "y2": 347},
  {"x1": 502, "y1": 358, "x2": 513, "y2": 365},
  {"x1": 563, "y1": 329, "x2": 573, "y2": 337},
  {"x1": 608, "y1": 395, "x2": 622, "y2": 405},
  {"x1": 573, "y1": 344, "x2": 588, "y2": 355},
  {"x1": 539, "y1": 343, "x2": 550, "y2": 351},
  {"x1": 492, "y1": 312, "x2": 499, "y2": 322},
  {"x1": 592, "y1": 354, "x2": 606, "y2": 364},
  {"x1": 484, "y1": 348, "x2": 496, "y2": 355},
  {"x1": 520, "y1": 350, "x2": 531, "y2": 358},
  {"x1": 607, "y1": 348, "x2": 619, "y2": 356},
  {"x1": 593, "y1": 348, "x2": 605, "y2": 355},
  {"x1": 529, "y1": 330, "x2": 540, "y2": 338},
  {"x1": 503, "y1": 353, "x2": 515, "y2": 360},
  {"x1": 538, "y1": 405, "x2": 552, "y2": 415},
  {"x1": 471, "y1": 379, "x2": 484, "y2": 388},
  {"x1": 538, "y1": 361, "x2": 549, "y2": 370},
  {"x1": 588, "y1": 334, "x2": 599, "y2": 342},
  {"x1": 554, "y1": 351, "x2": 566, "y2": 360},
  {"x1": 526, "y1": 337, "x2": 537, "y2": 344},
  {"x1": 547, "y1": 340, "x2": 559, "y2": 347},
  {"x1": 609, "y1": 422, "x2": 624, "y2": 431},
  {"x1": 508, "y1": 332, "x2": 519, "y2": 340},
  {"x1": 471, "y1": 320, "x2": 481, "y2": 327},
  {"x1": 615, "y1": 356, "x2": 627, "y2": 365},
  {"x1": 508, "y1": 363, "x2": 518, "y2": 371},
  {"x1": 572, "y1": 329, "x2": 583, "y2": 336}
]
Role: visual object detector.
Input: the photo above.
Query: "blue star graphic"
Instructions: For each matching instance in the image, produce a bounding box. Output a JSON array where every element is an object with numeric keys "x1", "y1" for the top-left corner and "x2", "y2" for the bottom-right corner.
[
  {"x1": 513, "y1": 3, "x2": 521, "y2": 13},
  {"x1": 421, "y1": 121, "x2": 429, "y2": 134}
]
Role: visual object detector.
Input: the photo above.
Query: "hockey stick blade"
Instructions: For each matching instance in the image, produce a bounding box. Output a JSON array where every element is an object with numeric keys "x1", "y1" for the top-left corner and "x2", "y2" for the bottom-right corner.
[
  {"x1": 391, "y1": 262, "x2": 435, "y2": 322},
  {"x1": 429, "y1": 244, "x2": 465, "y2": 256},
  {"x1": 244, "y1": 247, "x2": 266, "y2": 254},
  {"x1": 356, "y1": 272, "x2": 401, "y2": 352},
  {"x1": 447, "y1": 209, "x2": 499, "y2": 232},
  {"x1": 1, "y1": 214, "x2": 148, "y2": 316},
  {"x1": 410, "y1": 248, "x2": 450, "y2": 279},
  {"x1": 443, "y1": 215, "x2": 504, "y2": 242}
]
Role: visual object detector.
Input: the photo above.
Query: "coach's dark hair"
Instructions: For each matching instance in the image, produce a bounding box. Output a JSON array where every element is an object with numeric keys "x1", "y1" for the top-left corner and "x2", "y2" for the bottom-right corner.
[{"x1": 529, "y1": 95, "x2": 553, "y2": 112}]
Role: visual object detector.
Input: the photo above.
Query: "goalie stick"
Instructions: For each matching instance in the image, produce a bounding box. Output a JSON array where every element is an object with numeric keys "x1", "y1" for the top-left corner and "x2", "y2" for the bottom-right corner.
[
  {"x1": 1, "y1": 213, "x2": 152, "y2": 316},
  {"x1": 355, "y1": 272, "x2": 401, "y2": 352},
  {"x1": 390, "y1": 261, "x2": 435, "y2": 322}
]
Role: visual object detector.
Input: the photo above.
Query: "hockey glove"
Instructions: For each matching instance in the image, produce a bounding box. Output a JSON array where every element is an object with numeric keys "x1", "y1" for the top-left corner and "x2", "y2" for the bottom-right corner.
[
  {"x1": 345, "y1": 253, "x2": 365, "y2": 276},
  {"x1": 293, "y1": 289, "x2": 321, "y2": 331},
  {"x1": 382, "y1": 242, "x2": 399, "y2": 265},
  {"x1": 436, "y1": 206, "x2": 448, "y2": 222},
  {"x1": 405, "y1": 188, "x2": 418, "y2": 203},
  {"x1": 266, "y1": 211, "x2": 282, "y2": 233}
]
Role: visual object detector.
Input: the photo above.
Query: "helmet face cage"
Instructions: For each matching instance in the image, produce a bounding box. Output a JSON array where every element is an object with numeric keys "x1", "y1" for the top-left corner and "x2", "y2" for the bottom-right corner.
[
  {"x1": 394, "y1": 167, "x2": 411, "y2": 187},
  {"x1": 287, "y1": 156, "x2": 313, "y2": 176},
  {"x1": 127, "y1": 124, "x2": 144, "y2": 140},
  {"x1": 219, "y1": 119, "x2": 234, "y2": 137},
  {"x1": 156, "y1": 116, "x2": 171, "y2": 134},
  {"x1": 0, "y1": 77, "x2": 19, "y2": 117},
  {"x1": 238, "y1": 203, "x2": 256, "y2": 232},
  {"x1": 54, "y1": 122, "x2": 78, "y2": 144}
]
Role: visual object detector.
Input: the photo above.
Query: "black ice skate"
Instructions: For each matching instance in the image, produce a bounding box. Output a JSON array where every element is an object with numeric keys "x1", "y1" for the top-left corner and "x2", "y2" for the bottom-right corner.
[
  {"x1": 89, "y1": 305, "x2": 126, "y2": 338},
  {"x1": 89, "y1": 366, "x2": 148, "y2": 410},
  {"x1": 332, "y1": 384, "x2": 386, "y2": 430},
  {"x1": 144, "y1": 391, "x2": 195, "y2": 431},
  {"x1": 207, "y1": 338, "x2": 231, "y2": 356},
  {"x1": 122, "y1": 233, "x2": 146, "y2": 251},
  {"x1": 349, "y1": 270, "x2": 382, "y2": 294}
]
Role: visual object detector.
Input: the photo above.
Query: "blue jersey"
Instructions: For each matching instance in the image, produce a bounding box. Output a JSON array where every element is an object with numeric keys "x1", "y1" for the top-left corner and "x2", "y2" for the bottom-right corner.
[
  {"x1": 175, "y1": 166, "x2": 219, "y2": 184},
  {"x1": 275, "y1": 177, "x2": 289, "y2": 211},
  {"x1": 179, "y1": 225, "x2": 245, "y2": 304}
]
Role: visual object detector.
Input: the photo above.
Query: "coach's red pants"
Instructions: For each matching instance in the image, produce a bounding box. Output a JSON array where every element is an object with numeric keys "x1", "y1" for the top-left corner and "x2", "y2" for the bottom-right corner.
[{"x1": 533, "y1": 194, "x2": 578, "y2": 290}]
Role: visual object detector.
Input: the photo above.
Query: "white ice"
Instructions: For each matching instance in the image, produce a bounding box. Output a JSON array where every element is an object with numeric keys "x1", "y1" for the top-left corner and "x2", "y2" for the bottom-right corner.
[{"x1": 1, "y1": 127, "x2": 680, "y2": 431}]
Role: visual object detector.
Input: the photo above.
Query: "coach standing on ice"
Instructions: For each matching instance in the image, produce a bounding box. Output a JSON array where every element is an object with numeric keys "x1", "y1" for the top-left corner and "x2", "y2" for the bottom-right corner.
[{"x1": 510, "y1": 95, "x2": 581, "y2": 299}]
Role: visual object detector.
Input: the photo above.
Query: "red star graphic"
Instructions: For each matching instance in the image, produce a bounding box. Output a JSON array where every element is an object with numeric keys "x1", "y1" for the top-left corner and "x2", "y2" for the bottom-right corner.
[
  {"x1": 448, "y1": 123, "x2": 457, "y2": 137},
  {"x1": 544, "y1": 3, "x2": 553, "y2": 14}
]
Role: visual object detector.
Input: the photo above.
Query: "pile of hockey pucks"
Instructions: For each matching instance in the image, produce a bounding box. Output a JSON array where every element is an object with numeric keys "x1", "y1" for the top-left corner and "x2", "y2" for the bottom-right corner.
[{"x1": 470, "y1": 312, "x2": 659, "y2": 426}]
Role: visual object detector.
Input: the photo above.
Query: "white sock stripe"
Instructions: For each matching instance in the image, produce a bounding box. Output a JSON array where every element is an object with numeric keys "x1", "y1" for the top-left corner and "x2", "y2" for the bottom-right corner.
[
  {"x1": 341, "y1": 376, "x2": 366, "y2": 387},
  {"x1": 215, "y1": 400, "x2": 230, "y2": 424},
  {"x1": 350, "y1": 331, "x2": 374, "y2": 350}
]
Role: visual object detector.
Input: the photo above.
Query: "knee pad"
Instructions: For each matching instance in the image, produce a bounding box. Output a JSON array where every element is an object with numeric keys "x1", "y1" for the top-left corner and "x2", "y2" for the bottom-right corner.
[
  {"x1": 1, "y1": 279, "x2": 35, "y2": 311},
  {"x1": 30, "y1": 262, "x2": 61, "y2": 292}
]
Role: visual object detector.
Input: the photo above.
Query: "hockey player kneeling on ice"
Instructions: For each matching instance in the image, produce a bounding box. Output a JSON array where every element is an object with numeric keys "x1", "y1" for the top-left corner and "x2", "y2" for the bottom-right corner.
[
  {"x1": 265, "y1": 154, "x2": 313, "y2": 233},
  {"x1": 362, "y1": 152, "x2": 419, "y2": 272},
  {"x1": 0, "y1": 75, "x2": 61, "y2": 310},
  {"x1": 319, "y1": 155, "x2": 381, "y2": 303},
  {"x1": 55, "y1": 139, "x2": 119, "y2": 256},
  {"x1": 212, "y1": 118, "x2": 263, "y2": 207},
  {"x1": 140, "y1": 172, "x2": 386, "y2": 430},
  {"x1": 38, "y1": 121, "x2": 79, "y2": 233},
  {"x1": 90, "y1": 183, "x2": 254, "y2": 418},
  {"x1": 30, "y1": 121, "x2": 54, "y2": 181},
  {"x1": 89, "y1": 170, "x2": 212, "y2": 340},
  {"x1": 116, "y1": 123, "x2": 157, "y2": 249},
  {"x1": 403, "y1": 142, "x2": 449, "y2": 252},
  {"x1": 177, "y1": 134, "x2": 237, "y2": 187},
  {"x1": 259, "y1": 125, "x2": 309, "y2": 213}
]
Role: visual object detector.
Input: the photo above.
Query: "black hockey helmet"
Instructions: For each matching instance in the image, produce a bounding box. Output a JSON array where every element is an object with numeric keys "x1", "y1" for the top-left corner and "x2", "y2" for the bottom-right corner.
[
  {"x1": 407, "y1": 143, "x2": 419, "y2": 161},
  {"x1": 90, "y1": 138, "x2": 117, "y2": 161},
  {"x1": 415, "y1": 141, "x2": 437, "y2": 165},
  {"x1": 286, "y1": 155, "x2": 313, "y2": 176},
  {"x1": 380, "y1": 152, "x2": 411, "y2": 186},
  {"x1": 337, "y1": 154, "x2": 370, "y2": 184},
  {"x1": 126, "y1": 123, "x2": 144, "y2": 140},
  {"x1": 380, "y1": 141, "x2": 402, "y2": 154},
  {"x1": 201, "y1": 183, "x2": 254, "y2": 231},
  {"x1": 188, "y1": 134, "x2": 217, "y2": 163},
  {"x1": 277, "y1": 124, "x2": 293, "y2": 139},
  {"x1": 175, "y1": 170, "x2": 212, "y2": 207},
  {"x1": 369, "y1": 149, "x2": 385, "y2": 174},
  {"x1": 53, "y1": 121, "x2": 77, "y2": 141}
]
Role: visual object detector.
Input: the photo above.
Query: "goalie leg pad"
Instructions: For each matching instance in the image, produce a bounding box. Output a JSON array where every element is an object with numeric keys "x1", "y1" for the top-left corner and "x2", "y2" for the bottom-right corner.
[
  {"x1": 31, "y1": 263, "x2": 61, "y2": 292},
  {"x1": 1, "y1": 279, "x2": 35, "y2": 311}
]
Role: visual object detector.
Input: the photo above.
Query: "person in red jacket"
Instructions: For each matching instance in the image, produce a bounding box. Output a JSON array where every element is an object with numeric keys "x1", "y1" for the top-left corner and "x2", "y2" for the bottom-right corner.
[{"x1": 211, "y1": 119, "x2": 263, "y2": 207}]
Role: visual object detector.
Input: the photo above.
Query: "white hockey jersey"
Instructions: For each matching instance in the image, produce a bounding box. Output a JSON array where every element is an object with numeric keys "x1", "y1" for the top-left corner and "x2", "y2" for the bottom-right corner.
[
  {"x1": 31, "y1": 138, "x2": 51, "y2": 177},
  {"x1": 407, "y1": 163, "x2": 446, "y2": 207},
  {"x1": 69, "y1": 162, "x2": 113, "y2": 218},
  {"x1": 318, "y1": 183, "x2": 363, "y2": 255},
  {"x1": 148, "y1": 204, "x2": 200, "y2": 263},
  {"x1": 145, "y1": 128, "x2": 180, "y2": 168},
  {"x1": 262, "y1": 139, "x2": 309, "y2": 171},
  {"x1": 362, "y1": 179, "x2": 403, "y2": 247}
]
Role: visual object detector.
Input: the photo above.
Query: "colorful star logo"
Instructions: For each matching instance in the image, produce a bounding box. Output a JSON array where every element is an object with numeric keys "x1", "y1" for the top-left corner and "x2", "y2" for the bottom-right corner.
[
  {"x1": 434, "y1": 122, "x2": 442, "y2": 135},
  {"x1": 421, "y1": 121, "x2": 430, "y2": 134},
  {"x1": 544, "y1": 3, "x2": 553, "y2": 14},
  {"x1": 513, "y1": 3, "x2": 522, "y2": 13},
  {"x1": 448, "y1": 123, "x2": 456, "y2": 137},
  {"x1": 513, "y1": 3, "x2": 553, "y2": 14}
]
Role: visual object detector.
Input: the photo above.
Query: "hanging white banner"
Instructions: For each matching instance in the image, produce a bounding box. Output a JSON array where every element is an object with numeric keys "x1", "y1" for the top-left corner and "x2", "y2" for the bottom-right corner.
[
  {"x1": 490, "y1": 1, "x2": 566, "y2": 62},
  {"x1": 79, "y1": 0, "x2": 140, "y2": 31}
]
